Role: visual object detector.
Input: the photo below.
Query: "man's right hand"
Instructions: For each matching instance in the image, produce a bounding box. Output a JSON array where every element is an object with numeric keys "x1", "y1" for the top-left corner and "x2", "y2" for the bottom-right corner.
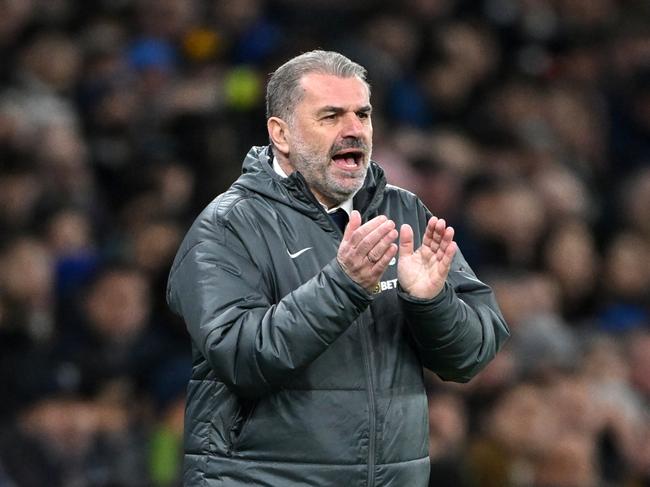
[{"x1": 337, "y1": 210, "x2": 398, "y2": 292}]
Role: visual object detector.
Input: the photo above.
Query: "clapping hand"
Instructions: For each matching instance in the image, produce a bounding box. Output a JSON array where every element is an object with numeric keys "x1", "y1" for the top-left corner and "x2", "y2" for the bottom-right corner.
[
  {"x1": 337, "y1": 211, "x2": 399, "y2": 292},
  {"x1": 397, "y1": 217, "x2": 457, "y2": 299}
]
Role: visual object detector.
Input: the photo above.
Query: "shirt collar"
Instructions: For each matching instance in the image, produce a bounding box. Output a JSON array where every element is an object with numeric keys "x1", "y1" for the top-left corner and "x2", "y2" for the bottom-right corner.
[{"x1": 273, "y1": 157, "x2": 354, "y2": 217}]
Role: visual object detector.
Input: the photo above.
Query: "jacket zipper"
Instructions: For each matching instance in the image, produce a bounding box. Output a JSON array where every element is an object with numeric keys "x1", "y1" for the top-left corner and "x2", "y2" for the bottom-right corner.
[
  {"x1": 296, "y1": 172, "x2": 378, "y2": 484},
  {"x1": 360, "y1": 207, "x2": 379, "y2": 486},
  {"x1": 226, "y1": 399, "x2": 256, "y2": 456},
  {"x1": 359, "y1": 313, "x2": 377, "y2": 487}
]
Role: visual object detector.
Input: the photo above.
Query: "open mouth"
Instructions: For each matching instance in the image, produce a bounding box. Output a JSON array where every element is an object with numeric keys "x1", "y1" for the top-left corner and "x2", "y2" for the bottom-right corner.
[{"x1": 331, "y1": 149, "x2": 364, "y2": 169}]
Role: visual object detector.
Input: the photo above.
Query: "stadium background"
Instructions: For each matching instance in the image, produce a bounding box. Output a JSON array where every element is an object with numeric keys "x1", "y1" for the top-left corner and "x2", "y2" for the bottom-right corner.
[{"x1": 0, "y1": 0, "x2": 649, "y2": 485}]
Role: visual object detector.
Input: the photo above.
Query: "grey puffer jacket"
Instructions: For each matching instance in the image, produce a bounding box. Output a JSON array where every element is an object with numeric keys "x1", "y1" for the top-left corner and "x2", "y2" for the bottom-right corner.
[{"x1": 167, "y1": 146, "x2": 509, "y2": 487}]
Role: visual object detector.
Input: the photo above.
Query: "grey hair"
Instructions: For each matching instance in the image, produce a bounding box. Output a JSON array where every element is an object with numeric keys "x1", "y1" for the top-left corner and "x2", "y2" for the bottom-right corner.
[{"x1": 265, "y1": 50, "x2": 369, "y2": 123}]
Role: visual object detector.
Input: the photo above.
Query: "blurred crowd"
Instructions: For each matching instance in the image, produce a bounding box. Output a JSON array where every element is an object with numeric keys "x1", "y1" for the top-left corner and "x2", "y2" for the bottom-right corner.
[{"x1": 0, "y1": 0, "x2": 648, "y2": 486}]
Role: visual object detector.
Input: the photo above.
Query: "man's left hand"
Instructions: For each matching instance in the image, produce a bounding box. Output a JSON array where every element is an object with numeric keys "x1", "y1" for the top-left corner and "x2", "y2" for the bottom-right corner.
[{"x1": 397, "y1": 217, "x2": 457, "y2": 299}]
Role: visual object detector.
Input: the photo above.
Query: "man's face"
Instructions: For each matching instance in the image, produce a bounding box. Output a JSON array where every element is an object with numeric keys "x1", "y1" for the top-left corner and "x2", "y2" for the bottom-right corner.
[{"x1": 285, "y1": 73, "x2": 373, "y2": 207}]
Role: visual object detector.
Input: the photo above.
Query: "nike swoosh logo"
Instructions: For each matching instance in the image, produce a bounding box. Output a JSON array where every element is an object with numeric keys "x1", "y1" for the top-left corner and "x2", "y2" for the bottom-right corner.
[{"x1": 287, "y1": 247, "x2": 313, "y2": 259}]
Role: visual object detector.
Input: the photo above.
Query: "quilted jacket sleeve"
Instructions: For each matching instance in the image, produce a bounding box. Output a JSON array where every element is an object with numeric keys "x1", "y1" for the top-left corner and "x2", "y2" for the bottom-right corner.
[
  {"x1": 397, "y1": 201, "x2": 510, "y2": 383},
  {"x1": 398, "y1": 250, "x2": 509, "y2": 382},
  {"x1": 167, "y1": 205, "x2": 372, "y2": 398}
]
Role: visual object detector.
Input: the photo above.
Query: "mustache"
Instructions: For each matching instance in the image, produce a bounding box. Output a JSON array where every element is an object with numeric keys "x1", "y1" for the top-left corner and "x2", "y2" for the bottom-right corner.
[{"x1": 329, "y1": 138, "x2": 370, "y2": 157}]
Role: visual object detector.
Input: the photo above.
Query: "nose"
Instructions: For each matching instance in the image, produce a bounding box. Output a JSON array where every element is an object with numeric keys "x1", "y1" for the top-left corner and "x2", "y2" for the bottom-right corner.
[{"x1": 340, "y1": 112, "x2": 365, "y2": 138}]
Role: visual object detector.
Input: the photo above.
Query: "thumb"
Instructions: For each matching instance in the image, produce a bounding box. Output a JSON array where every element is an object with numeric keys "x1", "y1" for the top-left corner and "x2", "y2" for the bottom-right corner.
[
  {"x1": 399, "y1": 224, "x2": 414, "y2": 258},
  {"x1": 343, "y1": 210, "x2": 361, "y2": 241}
]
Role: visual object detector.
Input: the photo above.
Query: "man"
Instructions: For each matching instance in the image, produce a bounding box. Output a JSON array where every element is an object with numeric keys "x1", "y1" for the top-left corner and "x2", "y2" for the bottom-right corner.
[{"x1": 167, "y1": 50, "x2": 509, "y2": 487}]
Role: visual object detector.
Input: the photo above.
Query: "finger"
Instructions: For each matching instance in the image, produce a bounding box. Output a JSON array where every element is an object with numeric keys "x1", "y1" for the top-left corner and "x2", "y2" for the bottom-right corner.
[
  {"x1": 430, "y1": 218, "x2": 446, "y2": 254},
  {"x1": 440, "y1": 241, "x2": 457, "y2": 270},
  {"x1": 366, "y1": 228, "x2": 398, "y2": 263},
  {"x1": 371, "y1": 243, "x2": 398, "y2": 273},
  {"x1": 422, "y1": 216, "x2": 438, "y2": 248},
  {"x1": 399, "y1": 224, "x2": 414, "y2": 258},
  {"x1": 342, "y1": 210, "x2": 362, "y2": 242},
  {"x1": 349, "y1": 214, "x2": 388, "y2": 247},
  {"x1": 357, "y1": 220, "x2": 396, "y2": 256},
  {"x1": 436, "y1": 226, "x2": 455, "y2": 260}
]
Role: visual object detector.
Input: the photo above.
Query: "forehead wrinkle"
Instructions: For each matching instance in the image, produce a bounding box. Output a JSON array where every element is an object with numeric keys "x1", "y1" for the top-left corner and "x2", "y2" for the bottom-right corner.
[{"x1": 300, "y1": 74, "x2": 369, "y2": 101}]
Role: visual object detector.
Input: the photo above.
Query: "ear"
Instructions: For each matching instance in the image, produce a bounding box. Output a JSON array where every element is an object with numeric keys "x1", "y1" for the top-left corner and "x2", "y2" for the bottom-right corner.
[{"x1": 267, "y1": 117, "x2": 290, "y2": 155}]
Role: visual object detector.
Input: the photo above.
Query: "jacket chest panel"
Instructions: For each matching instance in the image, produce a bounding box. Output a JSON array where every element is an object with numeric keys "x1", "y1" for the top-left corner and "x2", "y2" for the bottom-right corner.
[{"x1": 263, "y1": 214, "x2": 342, "y2": 300}]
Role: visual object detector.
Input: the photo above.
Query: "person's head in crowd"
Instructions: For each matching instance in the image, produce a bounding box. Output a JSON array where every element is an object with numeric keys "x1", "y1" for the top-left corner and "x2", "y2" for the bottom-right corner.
[
  {"x1": 0, "y1": 236, "x2": 53, "y2": 309},
  {"x1": 80, "y1": 16, "x2": 128, "y2": 60},
  {"x1": 609, "y1": 20, "x2": 650, "y2": 80},
  {"x1": 465, "y1": 180, "x2": 546, "y2": 267},
  {"x1": 598, "y1": 231, "x2": 650, "y2": 334},
  {"x1": 497, "y1": 183, "x2": 547, "y2": 266},
  {"x1": 488, "y1": 383, "x2": 557, "y2": 457},
  {"x1": 362, "y1": 14, "x2": 420, "y2": 70},
  {"x1": 131, "y1": 219, "x2": 182, "y2": 276},
  {"x1": 35, "y1": 124, "x2": 88, "y2": 170},
  {"x1": 602, "y1": 232, "x2": 650, "y2": 303},
  {"x1": 212, "y1": 0, "x2": 264, "y2": 36},
  {"x1": 489, "y1": 273, "x2": 548, "y2": 330},
  {"x1": 428, "y1": 128, "x2": 480, "y2": 178},
  {"x1": 553, "y1": 34, "x2": 609, "y2": 88},
  {"x1": 417, "y1": 21, "x2": 498, "y2": 118},
  {"x1": 19, "y1": 397, "x2": 130, "y2": 461},
  {"x1": 0, "y1": 165, "x2": 43, "y2": 233},
  {"x1": 512, "y1": 314, "x2": 580, "y2": 380},
  {"x1": 547, "y1": 373, "x2": 604, "y2": 437},
  {"x1": 365, "y1": 139, "x2": 421, "y2": 196},
  {"x1": 582, "y1": 335, "x2": 630, "y2": 385},
  {"x1": 154, "y1": 162, "x2": 196, "y2": 217},
  {"x1": 533, "y1": 164, "x2": 594, "y2": 222},
  {"x1": 0, "y1": 236, "x2": 55, "y2": 346},
  {"x1": 533, "y1": 432, "x2": 598, "y2": 487},
  {"x1": 19, "y1": 32, "x2": 81, "y2": 93},
  {"x1": 44, "y1": 210, "x2": 100, "y2": 314},
  {"x1": 10, "y1": 395, "x2": 139, "y2": 487},
  {"x1": 542, "y1": 220, "x2": 599, "y2": 316},
  {"x1": 582, "y1": 335, "x2": 645, "y2": 441},
  {"x1": 405, "y1": 0, "x2": 456, "y2": 24},
  {"x1": 46, "y1": 208, "x2": 94, "y2": 258},
  {"x1": 545, "y1": 85, "x2": 607, "y2": 169},
  {"x1": 415, "y1": 161, "x2": 464, "y2": 219},
  {"x1": 484, "y1": 79, "x2": 546, "y2": 143},
  {"x1": 119, "y1": 191, "x2": 165, "y2": 235},
  {"x1": 394, "y1": 128, "x2": 479, "y2": 220},
  {"x1": 35, "y1": 125, "x2": 95, "y2": 205},
  {"x1": 427, "y1": 390, "x2": 468, "y2": 460},
  {"x1": 0, "y1": 0, "x2": 34, "y2": 47},
  {"x1": 83, "y1": 264, "x2": 150, "y2": 344},
  {"x1": 434, "y1": 21, "x2": 498, "y2": 86},
  {"x1": 461, "y1": 345, "x2": 518, "y2": 400},
  {"x1": 136, "y1": 0, "x2": 197, "y2": 40}
]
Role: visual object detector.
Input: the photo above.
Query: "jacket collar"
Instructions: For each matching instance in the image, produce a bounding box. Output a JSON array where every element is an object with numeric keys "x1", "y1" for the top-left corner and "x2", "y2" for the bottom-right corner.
[{"x1": 235, "y1": 145, "x2": 386, "y2": 219}]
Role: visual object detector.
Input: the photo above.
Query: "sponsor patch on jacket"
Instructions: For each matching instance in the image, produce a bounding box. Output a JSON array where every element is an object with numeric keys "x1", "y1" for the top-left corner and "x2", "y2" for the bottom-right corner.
[{"x1": 373, "y1": 278, "x2": 398, "y2": 294}]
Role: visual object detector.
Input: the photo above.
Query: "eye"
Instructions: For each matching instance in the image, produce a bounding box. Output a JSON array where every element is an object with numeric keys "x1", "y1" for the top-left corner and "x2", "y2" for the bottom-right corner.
[
  {"x1": 323, "y1": 113, "x2": 337, "y2": 120},
  {"x1": 357, "y1": 111, "x2": 370, "y2": 120}
]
